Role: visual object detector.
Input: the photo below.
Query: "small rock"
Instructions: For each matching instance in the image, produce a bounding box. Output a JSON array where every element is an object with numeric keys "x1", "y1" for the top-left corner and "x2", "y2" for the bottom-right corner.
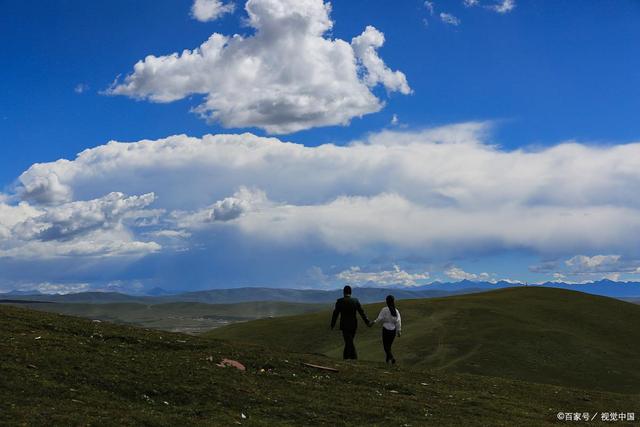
[
  {"x1": 241, "y1": 413, "x2": 247, "y2": 420},
  {"x1": 27, "y1": 364, "x2": 37, "y2": 369},
  {"x1": 216, "y1": 358, "x2": 246, "y2": 371},
  {"x1": 34, "y1": 336, "x2": 42, "y2": 340},
  {"x1": 163, "y1": 401, "x2": 169, "y2": 406}
]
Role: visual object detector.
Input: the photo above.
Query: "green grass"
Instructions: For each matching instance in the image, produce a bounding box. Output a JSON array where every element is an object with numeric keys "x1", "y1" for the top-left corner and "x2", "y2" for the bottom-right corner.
[
  {"x1": 207, "y1": 287, "x2": 640, "y2": 394},
  {"x1": 2, "y1": 287, "x2": 639, "y2": 425},
  {"x1": 2, "y1": 303, "x2": 639, "y2": 426},
  {"x1": 4, "y1": 301, "x2": 329, "y2": 334}
]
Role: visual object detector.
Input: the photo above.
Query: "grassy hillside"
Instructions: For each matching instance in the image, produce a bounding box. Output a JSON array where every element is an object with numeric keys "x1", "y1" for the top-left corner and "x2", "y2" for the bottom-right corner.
[
  {"x1": 1, "y1": 304, "x2": 638, "y2": 426},
  {"x1": 5, "y1": 301, "x2": 329, "y2": 334},
  {"x1": 208, "y1": 287, "x2": 640, "y2": 394},
  {"x1": 0, "y1": 286, "x2": 473, "y2": 305}
]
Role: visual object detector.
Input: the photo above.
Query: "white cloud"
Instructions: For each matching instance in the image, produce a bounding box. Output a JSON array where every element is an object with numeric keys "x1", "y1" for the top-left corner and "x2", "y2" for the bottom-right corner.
[
  {"x1": 11, "y1": 124, "x2": 640, "y2": 263},
  {"x1": 19, "y1": 170, "x2": 73, "y2": 205},
  {"x1": 74, "y1": 83, "x2": 89, "y2": 94},
  {"x1": 336, "y1": 265, "x2": 429, "y2": 287},
  {"x1": 444, "y1": 266, "x2": 490, "y2": 281},
  {"x1": 3, "y1": 282, "x2": 91, "y2": 295},
  {"x1": 351, "y1": 26, "x2": 412, "y2": 95},
  {"x1": 604, "y1": 272, "x2": 620, "y2": 281},
  {"x1": 14, "y1": 192, "x2": 155, "y2": 242},
  {"x1": 191, "y1": 0, "x2": 235, "y2": 22},
  {"x1": 531, "y1": 254, "x2": 640, "y2": 282},
  {"x1": 108, "y1": 0, "x2": 410, "y2": 134},
  {"x1": 440, "y1": 12, "x2": 461, "y2": 26},
  {"x1": 209, "y1": 187, "x2": 267, "y2": 221},
  {"x1": 565, "y1": 254, "x2": 621, "y2": 272},
  {"x1": 1, "y1": 193, "x2": 160, "y2": 259},
  {"x1": 463, "y1": 0, "x2": 479, "y2": 7},
  {"x1": 489, "y1": 0, "x2": 515, "y2": 14},
  {"x1": 390, "y1": 114, "x2": 399, "y2": 126},
  {"x1": 424, "y1": 1, "x2": 435, "y2": 15}
]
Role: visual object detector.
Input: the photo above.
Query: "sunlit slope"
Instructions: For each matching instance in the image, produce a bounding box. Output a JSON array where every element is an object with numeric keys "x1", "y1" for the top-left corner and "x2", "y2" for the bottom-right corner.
[
  {"x1": 2, "y1": 304, "x2": 638, "y2": 426},
  {"x1": 207, "y1": 287, "x2": 640, "y2": 394}
]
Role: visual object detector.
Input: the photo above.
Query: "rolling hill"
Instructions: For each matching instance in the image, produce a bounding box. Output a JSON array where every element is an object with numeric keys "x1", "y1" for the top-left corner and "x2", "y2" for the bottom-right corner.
[
  {"x1": 6, "y1": 301, "x2": 329, "y2": 334},
  {"x1": 0, "y1": 286, "x2": 474, "y2": 305},
  {"x1": 1, "y1": 303, "x2": 638, "y2": 426},
  {"x1": 208, "y1": 287, "x2": 640, "y2": 394}
]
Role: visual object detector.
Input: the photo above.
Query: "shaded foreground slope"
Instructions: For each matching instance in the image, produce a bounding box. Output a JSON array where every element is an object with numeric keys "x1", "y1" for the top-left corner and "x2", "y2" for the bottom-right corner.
[
  {"x1": 1, "y1": 304, "x2": 638, "y2": 426},
  {"x1": 208, "y1": 287, "x2": 640, "y2": 394}
]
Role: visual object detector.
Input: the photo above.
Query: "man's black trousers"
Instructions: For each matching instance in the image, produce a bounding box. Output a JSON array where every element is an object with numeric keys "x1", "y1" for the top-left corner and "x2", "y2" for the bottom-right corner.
[{"x1": 342, "y1": 329, "x2": 357, "y2": 359}]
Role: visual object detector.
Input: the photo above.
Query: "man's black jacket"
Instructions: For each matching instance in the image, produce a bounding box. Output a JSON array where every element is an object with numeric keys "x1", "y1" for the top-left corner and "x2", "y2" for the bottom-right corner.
[{"x1": 331, "y1": 296, "x2": 370, "y2": 331}]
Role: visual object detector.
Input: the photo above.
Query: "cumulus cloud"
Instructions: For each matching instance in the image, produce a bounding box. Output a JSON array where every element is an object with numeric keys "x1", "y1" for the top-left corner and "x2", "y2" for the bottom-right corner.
[
  {"x1": 489, "y1": 0, "x2": 515, "y2": 14},
  {"x1": 463, "y1": 0, "x2": 479, "y2": 7},
  {"x1": 19, "y1": 170, "x2": 73, "y2": 205},
  {"x1": 565, "y1": 255, "x2": 622, "y2": 272},
  {"x1": 191, "y1": 0, "x2": 235, "y2": 22},
  {"x1": 440, "y1": 13, "x2": 461, "y2": 26},
  {"x1": 1, "y1": 193, "x2": 160, "y2": 259},
  {"x1": 108, "y1": 0, "x2": 410, "y2": 134},
  {"x1": 531, "y1": 254, "x2": 640, "y2": 282},
  {"x1": 424, "y1": 1, "x2": 435, "y2": 15},
  {"x1": 444, "y1": 266, "x2": 490, "y2": 281},
  {"x1": 11, "y1": 124, "x2": 640, "y2": 263},
  {"x1": 14, "y1": 192, "x2": 155, "y2": 242},
  {"x1": 209, "y1": 187, "x2": 268, "y2": 222},
  {"x1": 351, "y1": 26, "x2": 412, "y2": 95},
  {"x1": 336, "y1": 265, "x2": 429, "y2": 287}
]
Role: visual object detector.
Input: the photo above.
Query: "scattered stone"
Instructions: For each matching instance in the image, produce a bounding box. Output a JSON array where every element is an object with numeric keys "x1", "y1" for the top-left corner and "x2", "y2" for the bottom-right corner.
[
  {"x1": 27, "y1": 364, "x2": 37, "y2": 369},
  {"x1": 241, "y1": 413, "x2": 247, "y2": 420},
  {"x1": 34, "y1": 336, "x2": 42, "y2": 340},
  {"x1": 301, "y1": 362, "x2": 339, "y2": 373},
  {"x1": 216, "y1": 358, "x2": 246, "y2": 371},
  {"x1": 163, "y1": 401, "x2": 170, "y2": 406},
  {"x1": 389, "y1": 390, "x2": 399, "y2": 394},
  {"x1": 92, "y1": 320, "x2": 102, "y2": 323}
]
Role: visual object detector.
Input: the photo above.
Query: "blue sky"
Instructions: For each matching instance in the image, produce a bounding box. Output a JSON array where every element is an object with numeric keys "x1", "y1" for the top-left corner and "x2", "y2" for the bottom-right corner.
[{"x1": 1, "y1": 0, "x2": 640, "y2": 293}]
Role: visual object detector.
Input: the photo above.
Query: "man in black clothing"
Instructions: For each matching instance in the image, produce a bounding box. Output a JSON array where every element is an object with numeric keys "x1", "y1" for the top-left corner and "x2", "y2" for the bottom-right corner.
[{"x1": 330, "y1": 285, "x2": 372, "y2": 360}]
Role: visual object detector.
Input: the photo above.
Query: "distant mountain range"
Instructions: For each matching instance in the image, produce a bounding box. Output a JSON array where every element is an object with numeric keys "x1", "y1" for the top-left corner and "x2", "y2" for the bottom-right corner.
[
  {"x1": 1, "y1": 279, "x2": 639, "y2": 305},
  {"x1": 412, "y1": 279, "x2": 640, "y2": 298}
]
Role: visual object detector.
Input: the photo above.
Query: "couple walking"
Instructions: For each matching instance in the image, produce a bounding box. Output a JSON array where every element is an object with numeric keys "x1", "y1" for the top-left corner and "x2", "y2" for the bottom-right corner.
[{"x1": 330, "y1": 285, "x2": 402, "y2": 364}]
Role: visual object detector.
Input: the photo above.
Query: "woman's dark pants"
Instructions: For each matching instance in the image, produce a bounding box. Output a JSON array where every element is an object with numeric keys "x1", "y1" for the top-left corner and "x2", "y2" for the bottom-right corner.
[{"x1": 382, "y1": 327, "x2": 396, "y2": 363}]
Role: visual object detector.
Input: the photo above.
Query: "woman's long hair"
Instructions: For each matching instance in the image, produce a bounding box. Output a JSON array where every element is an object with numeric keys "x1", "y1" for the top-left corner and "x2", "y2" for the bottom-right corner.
[{"x1": 386, "y1": 294, "x2": 397, "y2": 317}]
